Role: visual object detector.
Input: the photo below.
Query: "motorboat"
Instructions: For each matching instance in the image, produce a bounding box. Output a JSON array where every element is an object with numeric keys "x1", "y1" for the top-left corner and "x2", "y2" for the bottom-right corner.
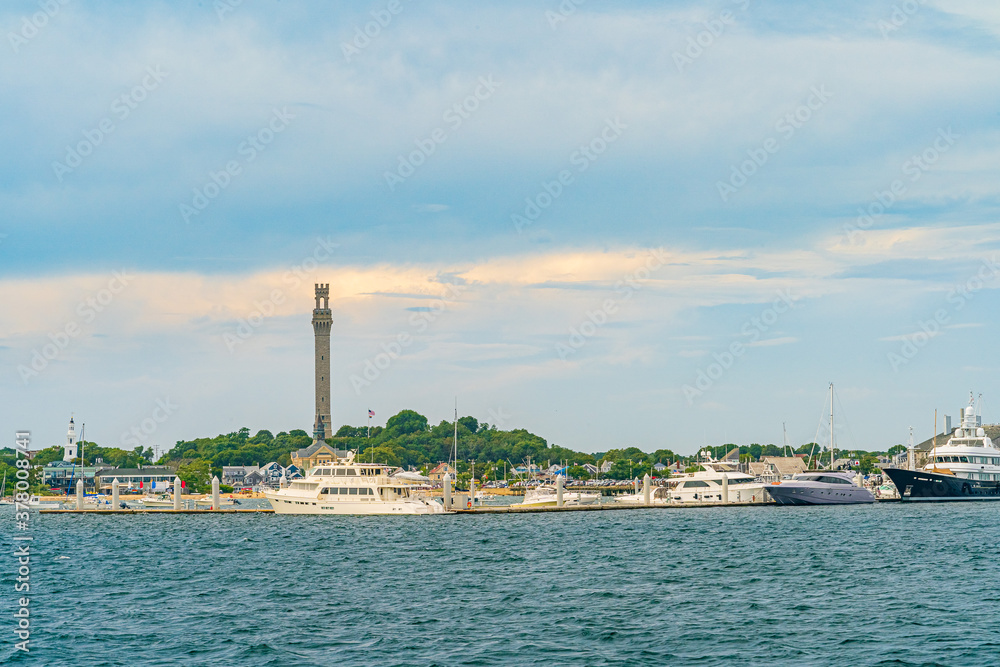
[
  {"x1": 666, "y1": 463, "x2": 768, "y2": 503},
  {"x1": 136, "y1": 494, "x2": 174, "y2": 508},
  {"x1": 194, "y1": 496, "x2": 239, "y2": 507},
  {"x1": 613, "y1": 485, "x2": 673, "y2": 505},
  {"x1": 510, "y1": 485, "x2": 600, "y2": 508},
  {"x1": 265, "y1": 451, "x2": 449, "y2": 515},
  {"x1": 766, "y1": 471, "x2": 875, "y2": 505},
  {"x1": 884, "y1": 395, "x2": 1000, "y2": 501}
]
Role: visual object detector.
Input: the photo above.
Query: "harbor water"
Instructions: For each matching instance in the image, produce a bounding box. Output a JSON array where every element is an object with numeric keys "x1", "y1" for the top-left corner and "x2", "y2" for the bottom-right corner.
[{"x1": 3, "y1": 502, "x2": 999, "y2": 666}]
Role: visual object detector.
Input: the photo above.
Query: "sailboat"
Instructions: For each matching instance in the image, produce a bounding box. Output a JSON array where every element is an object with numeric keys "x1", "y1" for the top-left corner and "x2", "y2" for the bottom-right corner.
[
  {"x1": 0, "y1": 471, "x2": 12, "y2": 506},
  {"x1": 766, "y1": 383, "x2": 874, "y2": 505}
]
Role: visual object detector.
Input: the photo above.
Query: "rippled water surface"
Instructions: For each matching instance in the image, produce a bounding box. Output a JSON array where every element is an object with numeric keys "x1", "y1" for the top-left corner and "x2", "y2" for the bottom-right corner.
[{"x1": 3, "y1": 503, "x2": 1000, "y2": 666}]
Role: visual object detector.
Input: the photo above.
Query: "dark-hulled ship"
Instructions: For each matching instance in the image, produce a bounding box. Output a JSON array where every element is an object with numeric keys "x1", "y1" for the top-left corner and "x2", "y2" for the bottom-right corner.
[{"x1": 884, "y1": 396, "x2": 1000, "y2": 501}]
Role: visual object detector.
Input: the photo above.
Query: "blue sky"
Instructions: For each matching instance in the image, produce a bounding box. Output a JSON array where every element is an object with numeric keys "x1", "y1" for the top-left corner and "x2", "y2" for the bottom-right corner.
[{"x1": 3, "y1": 0, "x2": 1000, "y2": 456}]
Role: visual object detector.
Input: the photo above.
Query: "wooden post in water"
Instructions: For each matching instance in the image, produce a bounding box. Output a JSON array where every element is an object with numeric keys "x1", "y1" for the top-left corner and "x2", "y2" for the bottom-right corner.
[
  {"x1": 633, "y1": 477, "x2": 639, "y2": 494},
  {"x1": 443, "y1": 474, "x2": 451, "y2": 510},
  {"x1": 556, "y1": 474, "x2": 564, "y2": 507},
  {"x1": 173, "y1": 477, "x2": 182, "y2": 510},
  {"x1": 212, "y1": 476, "x2": 220, "y2": 511},
  {"x1": 76, "y1": 479, "x2": 83, "y2": 510},
  {"x1": 721, "y1": 472, "x2": 729, "y2": 504},
  {"x1": 112, "y1": 478, "x2": 119, "y2": 510},
  {"x1": 469, "y1": 476, "x2": 476, "y2": 508},
  {"x1": 643, "y1": 474, "x2": 651, "y2": 506}
]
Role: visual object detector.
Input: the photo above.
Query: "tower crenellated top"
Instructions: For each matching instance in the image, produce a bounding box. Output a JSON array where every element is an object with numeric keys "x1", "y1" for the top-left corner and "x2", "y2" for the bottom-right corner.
[{"x1": 314, "y1": 283, "x2": 330, "y2": 310}]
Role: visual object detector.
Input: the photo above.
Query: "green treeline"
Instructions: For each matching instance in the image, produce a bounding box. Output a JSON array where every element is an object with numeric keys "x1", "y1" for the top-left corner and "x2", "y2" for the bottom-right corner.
[{"x1": 9, "y1": 409, "x2": 903, "y2": 495}]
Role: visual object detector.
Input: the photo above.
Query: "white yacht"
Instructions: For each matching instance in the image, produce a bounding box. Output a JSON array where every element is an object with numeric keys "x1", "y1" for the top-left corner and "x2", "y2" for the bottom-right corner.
[
  {"x1": 265, "y1": 451, "x2": 448, "y2": 515},
  {"x1": 511, "y1": 485, "x2": 600, "y2": 508},
  {"x1": 884, "y1": 395, "x2": 1000, "y2": 501},
  {"x1": 666, "y1": 463, "x2": 768, "y2": 503}
]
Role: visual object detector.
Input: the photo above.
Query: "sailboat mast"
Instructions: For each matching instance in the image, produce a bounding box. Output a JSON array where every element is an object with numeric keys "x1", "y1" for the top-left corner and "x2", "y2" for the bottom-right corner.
[
  {"x1": 932, "y1": 409, "x2": 938, "y2": 471},
  {"x1": 453, "y1": 398, "x2": 458, "y2": 478},
  {"x1": 829, "y1": 383, "x2": 835, "y2": 470}
]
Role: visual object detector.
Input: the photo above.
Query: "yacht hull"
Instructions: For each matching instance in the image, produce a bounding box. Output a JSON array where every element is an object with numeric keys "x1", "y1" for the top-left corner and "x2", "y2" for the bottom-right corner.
[
  {"x1": 266, "y1": 494, "x2": 446, "y2": 515},
  {"x1": 883, "y1": 468, "x2": 1000, "y2": 502},
  {"x1": 766, "y1": 484, "x2": 873, "y2": 505}
]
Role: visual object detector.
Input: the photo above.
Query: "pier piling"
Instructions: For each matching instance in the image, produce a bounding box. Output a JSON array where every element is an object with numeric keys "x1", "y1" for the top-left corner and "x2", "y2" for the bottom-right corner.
[
  {"x1": 173, "y1": 477, "x2": 182, "y2": 511},
  {"x1": 556, "y1": 474, "x2": 564, "y2": 507},
  {"x1": 721, "y1": 473, "x2": 729, "y2": 503},
  {"x1": 112, "y1": 478, "x2": 119, "y2": 510},
  {"x1": 76, "y1": 479, "x2": 83, "y2": 510},
  {"x1": 643, "y1": 474, "x2": 651, "y2": 506},
  {"x1": 212, "y1": 476, "x2": 220, "y2": 510}
]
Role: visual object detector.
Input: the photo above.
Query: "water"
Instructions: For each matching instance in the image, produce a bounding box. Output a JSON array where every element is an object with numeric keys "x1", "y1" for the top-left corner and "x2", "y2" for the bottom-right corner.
[{"x1": 3, "y1": 503, "x2": 1000, "y2": 666}]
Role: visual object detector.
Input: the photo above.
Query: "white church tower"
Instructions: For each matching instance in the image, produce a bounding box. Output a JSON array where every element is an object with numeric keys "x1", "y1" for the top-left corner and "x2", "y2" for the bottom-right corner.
[{"x1": 64, "y1": 416, "x2": 78, "y2": 462}]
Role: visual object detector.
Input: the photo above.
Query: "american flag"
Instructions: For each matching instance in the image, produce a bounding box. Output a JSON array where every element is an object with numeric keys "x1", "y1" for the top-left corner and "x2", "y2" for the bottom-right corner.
[{"x1": 368, "y1": 409, "x2": 375, "y2": 417}]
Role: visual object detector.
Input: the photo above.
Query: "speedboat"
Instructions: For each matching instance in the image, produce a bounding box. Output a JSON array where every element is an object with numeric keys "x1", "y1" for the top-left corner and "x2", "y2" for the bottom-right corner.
[
  {"x1": 265, "y1": 451, "x2": 449, "y2": 515},
  {"x1": 194, "y1": 497, "x2": 238, "y2": 507},
  {"x1": 136, "y1": 494, "x2": 175, "y2": 508},
  {"x1": 766, "y1": 471, "x2": 874, "y2": 505},
  {"x1": 884, "y1": 395, "x2": 1000, "y2": 501},
  {"x1": 510, "y1": 485, "x2": 600, "y2": 508}
]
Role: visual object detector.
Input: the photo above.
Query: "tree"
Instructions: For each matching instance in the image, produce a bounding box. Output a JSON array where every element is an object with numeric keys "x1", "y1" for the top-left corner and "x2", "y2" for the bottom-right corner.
[
  {"x1": 887, "y1": 444, "x2": 906, "y2": 457},
  {"x1": 859, "y1": 454, "x2": 879, "y2": 475},
  {"x1": 31, "y1": 446, "x2": 65, "y2": 468},
  {"x1": 177, "y1": 459, "x2": 212, "y2": 493},
  {"x1": 386, "y1": 410, "x2": 429, "y2": 436}
]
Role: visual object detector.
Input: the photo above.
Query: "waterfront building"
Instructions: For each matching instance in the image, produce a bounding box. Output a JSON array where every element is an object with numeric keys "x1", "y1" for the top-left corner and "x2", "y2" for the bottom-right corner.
[
  {"x1": 42, "y1": 461, "x2": 100, "y2": 493},
  {"x1": 94, "y1": 467, "x2": 176, "y2": 492},
  {"x1": 427, "y1": 462, "x2": 456, "y2": 482},
  {"x1": 292, "y1": 441, "x2": 352, "y2": 471},
  {"x1": 222, "y1": 465, "x2": 260, "y2": 488}
]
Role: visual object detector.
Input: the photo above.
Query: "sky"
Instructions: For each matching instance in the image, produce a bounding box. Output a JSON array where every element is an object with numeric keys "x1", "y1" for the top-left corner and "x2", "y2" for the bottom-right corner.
[{"x1": 3, "y1": 0, "x2": 1000, "y2": 457}]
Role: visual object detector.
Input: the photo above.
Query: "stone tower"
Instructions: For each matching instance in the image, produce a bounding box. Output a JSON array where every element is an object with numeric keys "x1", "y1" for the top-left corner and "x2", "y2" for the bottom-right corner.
[{"x1": 312, "y1": 284, "x2": 332, "y2": 441}]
